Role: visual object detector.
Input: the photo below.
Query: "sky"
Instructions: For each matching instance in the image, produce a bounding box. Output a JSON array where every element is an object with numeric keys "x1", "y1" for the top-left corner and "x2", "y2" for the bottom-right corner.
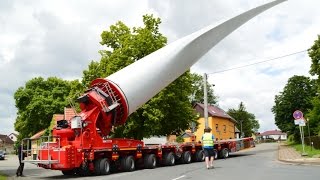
[{"x1": 1, "y1": 0, "x2": 319, "y2": 135}]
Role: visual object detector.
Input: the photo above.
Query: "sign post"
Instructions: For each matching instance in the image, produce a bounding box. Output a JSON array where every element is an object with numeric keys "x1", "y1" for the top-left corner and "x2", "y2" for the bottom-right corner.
[{"x1": 293, "y1": 110, "x2": 307, "y2": 156}]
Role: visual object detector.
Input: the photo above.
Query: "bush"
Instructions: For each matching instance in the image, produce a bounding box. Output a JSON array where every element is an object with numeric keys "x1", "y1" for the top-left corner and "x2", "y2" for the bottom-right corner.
[
  {"x1": 176, "y1": 136, "x2": 184, "y2": 143},
  {"x1": 304, "y1": 136, "x2": 320, "y2": 150},
  {"x1": 287, "y1": 134, "x2": 295, "y2": 144}
]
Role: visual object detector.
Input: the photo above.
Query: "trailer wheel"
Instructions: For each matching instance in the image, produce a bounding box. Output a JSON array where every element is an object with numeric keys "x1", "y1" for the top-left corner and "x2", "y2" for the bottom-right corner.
[
  {"x1": 61, "y1": 170, "x2": 75, "y2": 176},
  {"x1": 121, "y1": 156, "x2": 135, "y2": 172},
  {"x1": 94, "y1": 159, "x2": 101, "y2": 175},
  {"x1": 195, "y1": 150, "x2": 205, "y2": 162},
  {"x1": 163, "y1": 152, "x2": 175, "y2": 166},
  {"x1": 181, "y1": 151, "x2": 192, "y2": 164},
  {"x1": 76, "y1": 162, "x2": 90, "y2": 176},
  {"x1": 144, "y1": 154, "x2": 157, "y2": 169},
  {"x1": 219, "y1": 148, "x2": 229, "y2": 159},
  {"x1": 100, "y1": 158, "x2": 111, "y2": 175}
]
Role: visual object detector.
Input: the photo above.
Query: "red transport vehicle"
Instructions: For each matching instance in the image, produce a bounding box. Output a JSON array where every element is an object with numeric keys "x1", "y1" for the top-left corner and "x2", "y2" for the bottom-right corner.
[{"x1": 21, "y1": 0, "x2": 281, "y2": 176}]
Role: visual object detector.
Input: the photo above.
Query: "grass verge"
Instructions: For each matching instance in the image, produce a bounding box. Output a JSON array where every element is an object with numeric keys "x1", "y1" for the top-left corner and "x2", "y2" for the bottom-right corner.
[
  {"x1": 290, "y1": 143, "x2": 320, "y2": 157},
  {"x1": 0, "y1": 172, "x2": 7, "y2": 180}
]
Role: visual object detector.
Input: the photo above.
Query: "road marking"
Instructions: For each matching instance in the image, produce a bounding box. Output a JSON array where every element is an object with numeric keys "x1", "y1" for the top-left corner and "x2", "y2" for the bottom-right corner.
[{"x1": 172, "y1": 175, "x2": 186, "y2": 180}]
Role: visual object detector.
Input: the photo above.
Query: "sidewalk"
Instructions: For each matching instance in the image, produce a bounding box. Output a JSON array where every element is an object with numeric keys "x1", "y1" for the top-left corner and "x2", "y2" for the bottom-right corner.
[{"x1": 278, "y1": 143, "x2": 320, "y2": 165}]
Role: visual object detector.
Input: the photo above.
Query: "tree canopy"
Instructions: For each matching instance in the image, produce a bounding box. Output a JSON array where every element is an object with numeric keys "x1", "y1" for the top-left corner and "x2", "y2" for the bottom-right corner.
[
  {"x1": 307, "y1": 35, "x2": 320, "y2": 135},
  {"x1": 309, "y1": 35, "x2": 320, "y2": 79},
  {"x1": 227, "y1": 102, "x2": 259, "y2": 137},
  {"x1": 82, "y1": 14, "x2": 205, "y2": 139},
  {"x1": 14, "y1": 77, "x2": 83, "y2": 140},
  {"x1": 272, "y1": 75, "x2": 317, "y2": 141},
  {"x1": 190, "y1": 73, "x2": 218, "y2": 105},
  {"x1": 13, "y1": 14, "x2": 218, "y2": 141}
]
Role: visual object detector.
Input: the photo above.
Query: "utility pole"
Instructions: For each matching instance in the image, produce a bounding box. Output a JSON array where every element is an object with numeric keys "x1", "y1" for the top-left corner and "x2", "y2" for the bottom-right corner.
[{"x1": 203, "y1": 73, "x2": 209, "y2": 129}]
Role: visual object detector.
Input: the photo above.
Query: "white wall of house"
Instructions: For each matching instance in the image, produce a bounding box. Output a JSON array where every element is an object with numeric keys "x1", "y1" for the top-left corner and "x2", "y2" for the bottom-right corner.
[
  {"x1": 263, "y1": 134, "x2": 287, "y2": 140},
  {"x1": 8, "y1": 133, "x2": 17, "y2": 142},
  {"x1": 143, "y1": 136, "x2": 167, "y2": 145}
]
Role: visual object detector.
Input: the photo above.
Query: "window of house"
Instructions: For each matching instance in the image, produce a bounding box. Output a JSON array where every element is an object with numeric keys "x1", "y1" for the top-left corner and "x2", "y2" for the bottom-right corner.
[
  {"x1": 215, "y1": 124, "x2": 219, "y2": 132},
  {"x1": 223, "y1": 125, "x2": 226, "y2": 133}
]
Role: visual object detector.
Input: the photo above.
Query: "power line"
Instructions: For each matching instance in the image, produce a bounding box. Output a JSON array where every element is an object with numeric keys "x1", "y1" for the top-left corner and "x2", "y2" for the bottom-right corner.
[{"x1": 207, "y1": 49, "x2": 308, "y2": 75}]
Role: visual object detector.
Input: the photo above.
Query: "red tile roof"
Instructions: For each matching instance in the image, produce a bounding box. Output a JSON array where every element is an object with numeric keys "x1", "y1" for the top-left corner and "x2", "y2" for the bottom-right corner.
[
  {"x1": 64, "y1": 107, "x2": 77, "y2": 120},
  {"x1": 260, "y1": 130, "x2": 286, "y2": 136},
  {"x1": 30, "y1": 130, "x2": 45, "y2": 140},
  {"x1": 31, "y1": 108, "x2": 77, "y2": 139},
  {"x1": 194, "y1": 103, "x2": 237, "y2": 123},
  {"x1": 53, "y1": 114, "x2": 64, "y2": 121},
  {"x1": 52, "y1": 108, "x2": 76, "y2": 126}
]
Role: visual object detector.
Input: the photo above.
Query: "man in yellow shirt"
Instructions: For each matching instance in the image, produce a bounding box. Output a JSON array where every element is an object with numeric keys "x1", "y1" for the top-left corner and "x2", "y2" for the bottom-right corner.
[{"x1": 201, "y1": 127, "x2": 215, "y2": 169}]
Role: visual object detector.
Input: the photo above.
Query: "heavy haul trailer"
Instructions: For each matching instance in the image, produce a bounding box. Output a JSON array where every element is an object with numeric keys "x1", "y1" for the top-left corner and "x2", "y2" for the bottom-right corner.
[
  {"x1": 23, "y1": 136, "x2": 205, "y2": 175},
  {"x1": 22, "y1": 0, "x2": 283, "y2": 176},
  {"x1": 213, "y1": 137, "x2": 255, "y2": 159}
]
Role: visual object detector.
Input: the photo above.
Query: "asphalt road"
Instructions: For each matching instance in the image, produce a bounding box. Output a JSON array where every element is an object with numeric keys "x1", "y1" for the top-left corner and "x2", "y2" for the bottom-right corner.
[{"x1": 0, "y1": 143, "x2": 319, "y2": 180}]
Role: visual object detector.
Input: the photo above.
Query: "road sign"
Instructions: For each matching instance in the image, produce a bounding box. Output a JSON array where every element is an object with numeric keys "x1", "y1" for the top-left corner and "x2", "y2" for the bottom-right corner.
[
  {"x1": 293, "y1": 110, "x2": 303, "y2": 119},
  {"x1": 299, "y1": 121, "x2": 306, "y2": 126},
  {"x1": 294, "y1": 118, "x2": 305, "y2": 126}
]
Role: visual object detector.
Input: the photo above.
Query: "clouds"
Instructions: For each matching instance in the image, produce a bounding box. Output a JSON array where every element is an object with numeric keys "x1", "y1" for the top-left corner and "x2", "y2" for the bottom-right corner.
[
  {"x1": 0, "y1": 0, "x2": 319, "y2": 135},
  {"x1": 150, "y1": 0, "x2": 319, "y2": 132}
]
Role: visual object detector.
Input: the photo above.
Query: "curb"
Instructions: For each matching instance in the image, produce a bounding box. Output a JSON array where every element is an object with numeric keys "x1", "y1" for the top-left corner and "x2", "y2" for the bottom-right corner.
[
  {"x1": 278, "y1": 144, "x2": 320, "y2": 166},
  {"x1": 278, "y1": 158, "x2": 320, "y2": 166}
]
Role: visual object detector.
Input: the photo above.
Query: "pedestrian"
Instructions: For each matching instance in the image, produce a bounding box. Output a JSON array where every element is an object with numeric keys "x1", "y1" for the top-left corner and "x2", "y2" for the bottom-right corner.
[
  {"x1": 201, "y1": 127, "x2": 215, "y2": 169},
  {"x1": 16, "y1": 144, "x2": 25, "y2": 176}
]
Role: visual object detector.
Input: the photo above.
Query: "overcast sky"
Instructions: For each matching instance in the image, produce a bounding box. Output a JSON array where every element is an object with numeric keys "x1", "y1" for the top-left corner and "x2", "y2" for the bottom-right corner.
[{"x1": 1, "y1": 0, "x2": 319, "y2": 135}]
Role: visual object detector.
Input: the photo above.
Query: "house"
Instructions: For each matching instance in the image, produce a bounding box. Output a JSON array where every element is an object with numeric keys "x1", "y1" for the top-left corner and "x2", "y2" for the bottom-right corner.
[
  {"x1": 30, "y1": 107, "x2": 77, "y2": 139},
  {"x1": 259, "y1": 129, "x2": 287, "y2": 140},
  {"x1": 0, "y1": 134, "x2": 15, "y2": 153},
  {"x1": 181, "y1": 130, "x2": 196, "y2": 142},
  {"x1": 30, "y1": 107, "x2": 77, "y2": 158},
  {"x1": 193, "y1": 103, "x2": 238, "y2": 142},
  {"x1": 235, "y1": 127, "x2": 241, "y2": 139},
  {"x1": 8, "y1": 133, "x2": 18, "y2": 142}
]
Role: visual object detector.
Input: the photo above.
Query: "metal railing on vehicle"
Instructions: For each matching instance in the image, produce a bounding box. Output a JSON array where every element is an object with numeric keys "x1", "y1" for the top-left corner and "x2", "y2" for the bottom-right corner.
[{"x1": 21, "y1": 136, "x2": 61, "y2": 167}]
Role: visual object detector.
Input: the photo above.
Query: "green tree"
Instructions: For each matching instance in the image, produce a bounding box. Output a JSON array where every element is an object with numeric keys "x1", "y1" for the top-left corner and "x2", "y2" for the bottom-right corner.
[
  {"x1": 272, "y1": 75, "x2": 317, "y2": 142},
  {"x1": 307, "y1": 35, "x2": 320, "y2": 135},
  {"x1": 14, "y1": 77, "x2": 82, "y2": 140},
  {"x1": 227, "y1": 102, "x2": 259, "y2": 137},
  {"x1": 309, "y1": 35, "x2": 320, "y2": 79},
  {"x1": 190, "y1": 73, "x2": 218, "y2": 105},
  {"x1": 82, "y1": 15, "x2": 199, "y2": 139}
]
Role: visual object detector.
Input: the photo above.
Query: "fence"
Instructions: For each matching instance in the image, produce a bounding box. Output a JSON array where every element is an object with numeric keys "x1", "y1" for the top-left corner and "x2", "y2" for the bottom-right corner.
[{"x1": 304, "y1": 136, "x2": 320, "y2": 150}]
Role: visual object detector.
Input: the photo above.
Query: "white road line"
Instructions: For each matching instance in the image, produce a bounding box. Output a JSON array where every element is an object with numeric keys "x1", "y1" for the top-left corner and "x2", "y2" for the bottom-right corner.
[{"x1": 172, "y1": 175, "x2": 186, "y2": 180}]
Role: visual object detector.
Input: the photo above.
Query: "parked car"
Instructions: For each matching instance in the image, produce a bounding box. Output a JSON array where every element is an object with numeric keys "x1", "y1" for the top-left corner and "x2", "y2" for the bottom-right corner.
[{"x1": 0, "y1": 150, "x2": 5, "y2": 160}]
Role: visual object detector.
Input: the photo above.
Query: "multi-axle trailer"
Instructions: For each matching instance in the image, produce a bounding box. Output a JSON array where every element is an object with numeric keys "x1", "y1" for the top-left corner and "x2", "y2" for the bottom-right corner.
[
  {"x1": 22, "y1": 0, "x2": 283, "y2": 176},
  {"x1": 22, "y1": 135, "x2": 254, "y2": 175}
]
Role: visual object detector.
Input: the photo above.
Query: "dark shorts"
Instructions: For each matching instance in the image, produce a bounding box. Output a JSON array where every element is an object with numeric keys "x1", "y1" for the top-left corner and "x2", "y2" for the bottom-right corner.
[{"x1": 203, "y1": 148, "x2": 215, "y2": 157}]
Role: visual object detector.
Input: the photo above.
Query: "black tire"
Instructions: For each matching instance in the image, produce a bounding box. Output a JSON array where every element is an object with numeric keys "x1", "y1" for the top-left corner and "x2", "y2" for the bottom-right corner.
[
  {"x1": 121, "y1": 156, "x2": 135, "y2": 172},
  {"x1": 61, "y1": 170, "x2": 75, "y2": 176},
  {"x1": 181, "y1": 151, "x2": 192, "y2": 164},
  {"x1": 195, "y1": 150, "x2": 205, "y2": 162},
  {"x1": 100, "y1": 158, "x2": 111, "y2": 175},
  {"x1": 94, "y1": 159, "x2": 101, "y2": 175},
  {"x1": 144, "y1": 154, "x2": 157, "y2": 169},
  {"x1": 163, "y1": 152, "x2": 175, "y2": 166},
  {"x1": 219, "y1": 148, "x2": 229, "y2": 159},
  {"x1": 76, "y1": 163, "x2": 90, "y2": 176}
]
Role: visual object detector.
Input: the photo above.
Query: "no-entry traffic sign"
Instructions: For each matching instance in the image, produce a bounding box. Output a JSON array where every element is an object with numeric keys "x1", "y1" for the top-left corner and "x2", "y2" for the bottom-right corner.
[{"x1": 293, "y1": 110, "x2": 303, "y2": 120}]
